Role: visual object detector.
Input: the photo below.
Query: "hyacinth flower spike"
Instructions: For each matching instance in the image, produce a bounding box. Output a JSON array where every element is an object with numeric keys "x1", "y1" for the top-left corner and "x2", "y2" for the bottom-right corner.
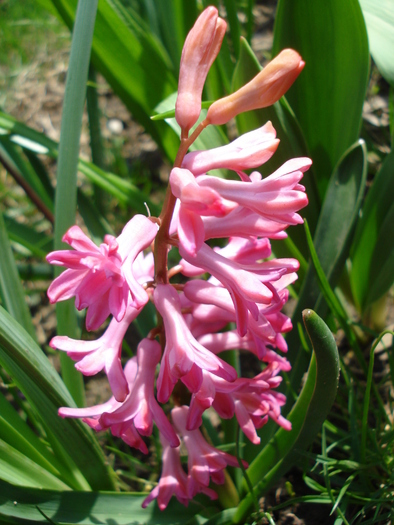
[{"x1": 45, "y1": 4, "x2": 313, "y2": 512}]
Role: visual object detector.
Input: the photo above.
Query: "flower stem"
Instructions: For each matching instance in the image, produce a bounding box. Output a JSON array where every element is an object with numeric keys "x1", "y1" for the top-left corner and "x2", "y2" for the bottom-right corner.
[{"x1": 154, "y1": 119, "x2": 208, "y2": 284}]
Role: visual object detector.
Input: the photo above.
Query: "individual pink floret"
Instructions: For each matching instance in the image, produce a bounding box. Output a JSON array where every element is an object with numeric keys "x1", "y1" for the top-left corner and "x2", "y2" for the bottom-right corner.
[
  {"x1": 47, "y1": 215, "x2": 158, "y2": 330},
  {"x1": 179, "y1": 158, "x2": 311, "y2": 226},
  {"x1": 180, "y1": 242, "x2": 285, "y2": 335},
  {"x1": 153, "y1": 284, "x2": 237, "y2": 403},
  {"x1": 142, "y1": 434, "x2": 218, "y2": 510},
  {"x1": 182, "y1": 122, "x2": 279, "y2": 177},
  {"x1": 58, "y1": 358, "x2": 150, "y2": 454},
  {"x1": 172, "y1": 406, "x2": 247, "y2": 497},
  {"x1": 99, "y1": 338, "x2": 179, "y2": 448},
  {"x1": 50, "y1": 304, "x2": 142, "y2": 401}
]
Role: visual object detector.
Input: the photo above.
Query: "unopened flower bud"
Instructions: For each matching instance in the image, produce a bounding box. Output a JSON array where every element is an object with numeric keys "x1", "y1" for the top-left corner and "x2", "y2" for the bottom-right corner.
[
  {"x1": 206, "y1": 48, "x2": 305, "y2": 126},
  {"x1": 176, "y1": 7, "x2": 227, "y2": 134}
]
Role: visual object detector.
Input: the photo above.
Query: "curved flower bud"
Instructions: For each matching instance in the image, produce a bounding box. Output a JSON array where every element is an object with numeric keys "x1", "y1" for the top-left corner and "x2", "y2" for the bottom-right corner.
[
  {"x1": 206, "y1": 48, "x2": 305, "y2": 125},
  {"x1": 176, "y1": 7, "x2": 226, "y2": 134}
]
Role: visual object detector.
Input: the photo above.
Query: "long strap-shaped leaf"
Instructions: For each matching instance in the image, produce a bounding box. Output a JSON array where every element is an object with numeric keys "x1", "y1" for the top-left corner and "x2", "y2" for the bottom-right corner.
[
  {"x1": 0, "y1": 480, "x2": 202, "y2": 525},
  {"x1": 53, "y1": 0, "x2": 99, "y2": 407},
  {"x1": 233, "y1": 310, "x2": 339, "y2": 524},
  {"x1": 0, "y1": 212, "x2": 36, "y2": 341},
  {"x1": 0, "y1": 306, "x2": 115, "y2": 491},
  {"x1": 283, "y1": 140, "x2": 367, "y2": 414},
  {"x1": 273, "y1": 0, "x2": 369, "y2": 198}
]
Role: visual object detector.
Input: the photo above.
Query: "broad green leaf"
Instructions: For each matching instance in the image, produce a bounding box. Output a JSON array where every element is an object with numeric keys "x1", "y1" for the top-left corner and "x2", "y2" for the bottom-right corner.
[
  {"x1": 283, "y1": 141, "x2": 367, "y2": 416},
  {"x1": 0, "y1": 480, "x2": 204, "y2": 525},
  {"x1": 359, "y1": 0, "x2": 394, "y2": 86},
  {"x1": 350, "y1": 148, "x2": 394, "y2": 312},
  {"x1": 0, "y1": 212, "x2": 36, "y2": 340},
  {"x1": 0, "y1": 306, "x2": 115, "y2": 491},
  {"x1": 150, "y1": 0, "x2": 197, "y2": 69},
  {"x1": 235, "y1": 310, "x2": 339, "y2": 523},
  {"x1": 273, "y1": 0, "x2": 369, "y2": 198},
  {"x1": 45, "y1": 0, "x2": 179, "y2": 161}
]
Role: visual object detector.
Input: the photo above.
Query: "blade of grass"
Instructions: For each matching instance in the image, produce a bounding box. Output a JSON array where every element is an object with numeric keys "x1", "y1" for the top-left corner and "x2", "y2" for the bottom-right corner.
[
  {"x1": 0, "y1": 211, "x2": 36, "y2": 340},
  {"x1": 53, "y1": 0, "x2": 98, "y2": 407}
]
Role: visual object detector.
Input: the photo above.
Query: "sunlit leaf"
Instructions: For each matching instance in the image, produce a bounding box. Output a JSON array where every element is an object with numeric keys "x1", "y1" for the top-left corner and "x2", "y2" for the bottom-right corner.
[{"x1": 273, "y1": 0, "x2": 369, "y2": 198}]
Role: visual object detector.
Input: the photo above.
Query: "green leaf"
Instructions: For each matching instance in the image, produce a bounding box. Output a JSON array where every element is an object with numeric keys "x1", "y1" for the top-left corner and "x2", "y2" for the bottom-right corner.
[
  {"x1": 273, "y1": 0, "x2": 370, "y2": 198},
  {"x1": 350, "y1": 148, "x2": 394, "y2": 311},
  {"x1": 0, "y1": 439, "x2": 69, "y2": 490},
  {"x1": 0, "y1": 392, "x2": 71, "y2": 485},
  {"x1": 359, "y1": 0, "x2": 394, "y2": 86},
  {"x1": 0, "y1": 480, "x2": 204, "y2": 525},
  {"x1": 0, "y1": 139, "x2": 54, "y2": 215},
  {"x1": 235, "y1": 310, "x2": 339, "y2": 523},
  {"x1": 283, "y1": 140, "x2": 367, "y2": 414},
  {"x1": 0, "y1": 211, "x2": 36, "y2": 340},
  {"x1": 0, "y1": 306, "x2": 115, "y2": 491},
  {"x1": 3, "y1": 215, "x2": 53, "y2": 258}
]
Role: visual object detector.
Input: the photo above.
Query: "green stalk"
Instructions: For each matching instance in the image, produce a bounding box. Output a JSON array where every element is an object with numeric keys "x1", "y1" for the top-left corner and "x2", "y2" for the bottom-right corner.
[
  {"x1": 54, "y1": 0, "x2": 98, "y2": 407},
  {"x1": 87, "y1": 64, "x2": 106, "y2": 212}
]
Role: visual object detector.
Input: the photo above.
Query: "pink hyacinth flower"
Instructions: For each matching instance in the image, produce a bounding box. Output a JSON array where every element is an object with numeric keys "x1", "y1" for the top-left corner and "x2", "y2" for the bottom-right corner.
[
  {"x1": 58, "y1": 356, "x2": 136, "y2": 421},
  {"x1": 99, "y1": 338, "x2": 179, "y2": 448},
  {"x1": 142, "y1": 434, "x2": 218, "y2": 510},
  {"x1": 50, "y1": 304, "x2": 142, "y2": 401},
  {"x1": 182, "y1": 122, "x2": 279, "y2": 177},
  {"x1": 179, "y1": 242, "x2": 286, "y2": 335},
  {"x1": 179, "y1": 158, "x2": 311, "y2": 226},
  {"x1": 172, "y1": 406, "x2": 247, "y2": 497},
  {"x1": 142, "y1": 435, "x2": 189, "y2": 510},
  {"x1": 176, "y1": 7, "x2": 226, "y2": 134},
  {"x1": 47, "y1": 215, "x2": 158, "y2": 331},
  {"x1": 58, "y1": 358, "x2": 150, "y2": 454},
  {"x1": 153, "y1": 284, "x2": 237, "y2": 403}
]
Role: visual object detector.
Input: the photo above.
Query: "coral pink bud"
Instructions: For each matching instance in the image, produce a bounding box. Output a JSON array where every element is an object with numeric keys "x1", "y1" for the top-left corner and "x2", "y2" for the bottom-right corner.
[
  {"x1": 206, "y1": 48, "x2": 305, "y2": 125},
  {"x1": 176, "y1": 7, "x2": 227, "y2": 134}
]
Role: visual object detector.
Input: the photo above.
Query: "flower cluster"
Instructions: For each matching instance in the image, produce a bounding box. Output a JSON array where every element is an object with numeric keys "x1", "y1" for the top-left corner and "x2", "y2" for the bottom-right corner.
[{"x1": 47, "y1": 6, "x2": 310, "y2": 510}]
